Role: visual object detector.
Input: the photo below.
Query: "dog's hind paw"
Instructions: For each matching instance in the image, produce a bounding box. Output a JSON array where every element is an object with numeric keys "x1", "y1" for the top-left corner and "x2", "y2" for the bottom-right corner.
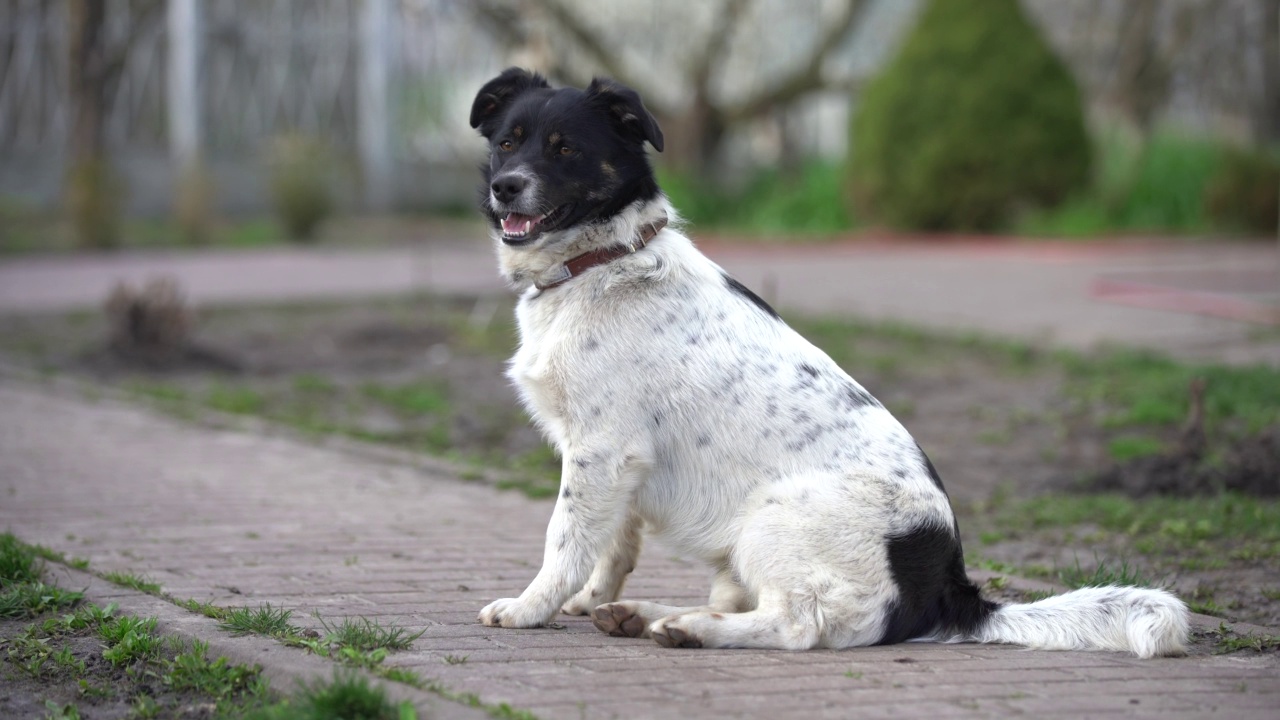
[
  {"x1": 652, "y1": 621, "x2": 703, "y2": 649},
  {"x1": 561, "y1": 588, "x2": 603, "y2": 616},
  {"x1": 591, "y1": 603, "x2": 649, "y2": 638}
]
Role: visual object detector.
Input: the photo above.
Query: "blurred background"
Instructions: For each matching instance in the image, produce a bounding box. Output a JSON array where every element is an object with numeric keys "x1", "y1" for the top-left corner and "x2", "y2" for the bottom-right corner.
[{"x1": 0, "y1": 0, "x2": 1277, "y2": 250}]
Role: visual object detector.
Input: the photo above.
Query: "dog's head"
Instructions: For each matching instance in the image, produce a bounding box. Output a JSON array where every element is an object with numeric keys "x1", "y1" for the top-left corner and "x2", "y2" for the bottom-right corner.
[{"x1": 470, "y1": 68, "x2": 664, "y2": 249}]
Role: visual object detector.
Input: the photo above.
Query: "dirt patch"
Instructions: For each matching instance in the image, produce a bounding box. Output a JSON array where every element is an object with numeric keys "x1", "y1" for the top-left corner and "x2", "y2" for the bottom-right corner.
[
  {"x1": 1087, "y1": 427, "x2": 1280, "y2": 498},
  {"x1": 0, "y1": 615, "x2": 262, "y2": 719}
]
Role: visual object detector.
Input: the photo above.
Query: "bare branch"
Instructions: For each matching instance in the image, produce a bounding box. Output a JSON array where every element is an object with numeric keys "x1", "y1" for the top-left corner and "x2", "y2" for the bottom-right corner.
[
  {"x1": 722, "y1": 0, "x2": 871, "y2": 125},
  {"x1": 690, "y1": 0, "x2": 751, "y2": 97},
  {"x1": 468, "y1": 0, "x2": 674, "y2": 114}
]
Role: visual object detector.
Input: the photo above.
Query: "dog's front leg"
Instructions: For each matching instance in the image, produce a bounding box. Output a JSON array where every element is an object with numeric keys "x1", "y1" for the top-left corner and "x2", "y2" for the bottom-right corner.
[
  {"x1": 479, "y1": 451, "x2": 645, "y2": 628},
  {"x1": 561, "y1": 511, "x2": 643, "y2": 615}
]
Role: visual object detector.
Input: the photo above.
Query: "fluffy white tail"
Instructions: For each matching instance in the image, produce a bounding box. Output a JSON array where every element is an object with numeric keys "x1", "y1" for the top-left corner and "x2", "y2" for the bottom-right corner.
[{"x1": 968, "y1": 585, "x2": 1189, "y2": 658}]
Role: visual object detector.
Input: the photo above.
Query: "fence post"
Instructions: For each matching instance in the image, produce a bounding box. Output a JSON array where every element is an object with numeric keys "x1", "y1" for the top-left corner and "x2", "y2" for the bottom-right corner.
[
  {"x1": 359, "y1": 0, "x2": 394, "y2": 212},
  {"x1": 167, "y1": 0, "x2": 200, "y2": 171}
]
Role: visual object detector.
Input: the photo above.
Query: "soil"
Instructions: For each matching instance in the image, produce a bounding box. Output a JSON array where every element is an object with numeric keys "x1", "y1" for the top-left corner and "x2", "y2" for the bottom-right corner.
[
  {"x1": 0, "y1": 616, "x2": 243, "y2": 720},
  {"x1": 0, "y1": 293, "x2": 1276, "y2": 630},
  {"x1": 1088, "y1": 428, "x2": 1280, "y2": 498}
]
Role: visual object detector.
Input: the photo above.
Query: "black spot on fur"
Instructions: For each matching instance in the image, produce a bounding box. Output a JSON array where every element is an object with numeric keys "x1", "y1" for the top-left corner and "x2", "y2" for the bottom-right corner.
[
  {"x1": 574, "y1": 458, "x2": 590, "y2": 469},
  {"x1": 584, "y1": 337, "x2": 600, "y2": 351},
  {"x1": 842, "y1": 383, "x2": 879, "y2": 410},
  {"x1": 723, "y1": 274, "x2": 781, "y2": 320},
  {"x1": 798, "y1": 363, "x2": 820, "y2": 378},
  {"x1": 877, "y1": 524, "x2": 997, "y2": 646},
  {"x1": 651, "y1": 410, "x2": 664, "y2": 428},
  {"x1": 562, "y1": 488, "x2": 572, "y2": 498},
  {"x1": 695, "y1": 434, "x2": 712, "y2": 448}
]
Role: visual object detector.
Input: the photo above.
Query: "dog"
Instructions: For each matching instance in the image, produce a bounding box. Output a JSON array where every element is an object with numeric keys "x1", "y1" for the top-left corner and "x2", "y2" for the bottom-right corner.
[{"x1": 468, "y1": 68, "x2": 1189, "y2": 657}]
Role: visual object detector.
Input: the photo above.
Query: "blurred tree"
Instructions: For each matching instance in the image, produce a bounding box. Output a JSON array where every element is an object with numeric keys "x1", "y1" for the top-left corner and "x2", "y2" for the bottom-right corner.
[
  {"x1": 847, "y1": 0, "x2": 1090, "y2": 231},
  {"x1": 470, "y1": 0, "x2": 873, "y2": 179},
  {"x1": 66, "y1": 0, "x2": 160, "y2": 249}
]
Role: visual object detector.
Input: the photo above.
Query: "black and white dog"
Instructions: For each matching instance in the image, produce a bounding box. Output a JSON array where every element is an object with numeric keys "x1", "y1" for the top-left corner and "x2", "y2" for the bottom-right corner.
[{"x1": 469, "y1": 68, "x2": 1188, "y2": 656}]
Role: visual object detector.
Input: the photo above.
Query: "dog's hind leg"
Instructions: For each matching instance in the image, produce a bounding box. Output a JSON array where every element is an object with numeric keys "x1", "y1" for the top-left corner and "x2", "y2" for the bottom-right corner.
[
  {"x1": 591, "y1": 566, "x2": 752, "y2": 638},
  {"x1": 650, "y1": 588, "x2": 822, "y2": 650},
  {"x1": 562, "y1": 511, "x2": 644, "y2": 615}
]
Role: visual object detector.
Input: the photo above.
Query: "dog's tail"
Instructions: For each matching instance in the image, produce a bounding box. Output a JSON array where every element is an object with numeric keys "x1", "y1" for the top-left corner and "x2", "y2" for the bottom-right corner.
[{"x1": 959, "y1": 585, "x2": 1189, "y2": 658}]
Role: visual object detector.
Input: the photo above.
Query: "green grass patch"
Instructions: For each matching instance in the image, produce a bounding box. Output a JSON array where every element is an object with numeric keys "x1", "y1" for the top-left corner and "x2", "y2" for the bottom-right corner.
[
  {"x1": 1050, "y1": 555, "x2": 1163, "y2": 590},
  {"x1": 247, "y1": 672, "x2": 417, "y2": 720},
  {"x1": 101, "y1": 570, "x2": 162, "y2": 594},
  {"x1": 165, "y1": 638, "x2": 267, "y2": 700},
  {"x1": 99, "y1": 615, "x2": 164, "y2": 666},
  {"x1": 1106, "y1": 435, "x2": 1165, "y2": 462},
  {"x1": 984, "y1": 492, "x2": 1280, "y2": 564},
  {"x1": 659, "y1": 160, "x2": 857, "y2": 236},
  {"x1": 315, "y1": 615, "x2": 425, "y2": 652},
  {"x1": 220, "y1": 603, "x2": 298, "y2": 637},
  {"x1": 0, "y1": 534, "x2": 84, "y2": 619},
  {"x1": 1210, "y1": 622, "x2": 1280, "y2": 654},
  {"x1": 0, "y1": 533, "x2": 44, "y2": 585},
  {"x1": 361, "y1": 380, "x2": 451, "y2": 416},
  {"x1": 1016, "y1": 131, "x2": 1228, "y2": 237},
  {"x1": 206, "y1": 383, "x2": 268, "y2": 415},
  {"x1": 0, "y1": 582, "x2": 84, "y2": 619},
  {"x1": 1061, "y1": 350, "x2": 1280, "y2": 436}
]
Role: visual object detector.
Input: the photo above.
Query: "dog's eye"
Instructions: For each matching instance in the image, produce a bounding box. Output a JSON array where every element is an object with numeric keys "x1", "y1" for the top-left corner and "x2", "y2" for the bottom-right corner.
[
  {"x1": 498, "y1": 140, "x2": 514, "y2": 152},
  {"x1": 558, "y1": 146, "x2": 574, "y2": 156}
]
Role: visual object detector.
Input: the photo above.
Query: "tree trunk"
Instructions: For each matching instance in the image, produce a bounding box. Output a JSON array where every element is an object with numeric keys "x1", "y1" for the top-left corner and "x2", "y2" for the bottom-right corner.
[
  {"x1": 1255, "y1": 0, "x2": 1280, "y2": 145},
  {"x1": 67, "y1": 0, "x2": 120, "y2": 249}
]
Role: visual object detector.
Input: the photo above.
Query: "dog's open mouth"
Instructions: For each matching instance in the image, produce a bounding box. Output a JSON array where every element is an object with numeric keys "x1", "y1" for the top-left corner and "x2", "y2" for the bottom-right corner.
[{"x1": 501, "y1": 204, "x2": 572, "y2": 244}]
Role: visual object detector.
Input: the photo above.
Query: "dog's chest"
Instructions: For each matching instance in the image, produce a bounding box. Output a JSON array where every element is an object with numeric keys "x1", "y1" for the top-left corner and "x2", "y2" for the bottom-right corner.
[{"x1": 508, "y1": 296, "x2": 578, "y2": 443}]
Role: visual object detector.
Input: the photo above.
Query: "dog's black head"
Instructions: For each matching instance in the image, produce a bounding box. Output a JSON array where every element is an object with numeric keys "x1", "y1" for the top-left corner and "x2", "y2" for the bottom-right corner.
[{"x1": 470, "y1": 68, "x2": 664, "y2": 247}]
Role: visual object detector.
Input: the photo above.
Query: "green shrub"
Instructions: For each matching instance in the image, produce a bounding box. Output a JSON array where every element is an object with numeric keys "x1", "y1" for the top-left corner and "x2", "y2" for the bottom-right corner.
[
  {"x1": 1204, "y1": 147, "x2": 1280, "y2": 235},
  {"x1": 268, "y1": 134, "x2": 334, "y2": 242},
  {"x1": 848, "y1": 0, "x2": 1090, "y2": 231},
  {"x1": 659, "y1": 161, "x2": 856, "y2": 235},
  {"x1": 1017, "y1": 132, "x2": 1246, "y2": 237}
]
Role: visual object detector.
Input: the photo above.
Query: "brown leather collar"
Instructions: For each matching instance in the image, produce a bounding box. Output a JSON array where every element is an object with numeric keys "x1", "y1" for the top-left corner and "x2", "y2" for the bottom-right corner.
[{"x1": 535, "y1": 215, "x2": 668, "y2": 291}]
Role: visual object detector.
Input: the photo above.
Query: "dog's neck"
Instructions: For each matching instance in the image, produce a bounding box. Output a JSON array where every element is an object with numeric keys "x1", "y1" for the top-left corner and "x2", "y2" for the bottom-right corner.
[{"x1": 495, "y1": 198, "x2": 673, "y2": 291}]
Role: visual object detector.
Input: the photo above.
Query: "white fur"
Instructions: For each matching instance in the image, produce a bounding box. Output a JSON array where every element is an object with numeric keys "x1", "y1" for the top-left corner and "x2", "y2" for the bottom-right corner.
[{"x1": 476, "y1": 195, "x2": 1189, "y2": 658}]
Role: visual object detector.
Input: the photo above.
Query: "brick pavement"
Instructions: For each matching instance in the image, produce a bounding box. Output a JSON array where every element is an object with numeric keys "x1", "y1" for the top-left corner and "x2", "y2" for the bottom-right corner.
[{"x1": 2, "y1": 382, "x2": 1277, "y2": 719}]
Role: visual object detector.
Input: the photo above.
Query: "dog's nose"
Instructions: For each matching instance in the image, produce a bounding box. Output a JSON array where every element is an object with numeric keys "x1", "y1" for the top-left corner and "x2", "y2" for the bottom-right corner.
[{"x1": 491, "y1": 174, "x2": 527, "y2": 204}]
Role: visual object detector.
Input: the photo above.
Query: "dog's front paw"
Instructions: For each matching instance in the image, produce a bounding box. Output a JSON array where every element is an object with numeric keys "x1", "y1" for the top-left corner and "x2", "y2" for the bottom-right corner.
[{"x1": 478, "y1": 598, "x2": 549, "y2": 628}]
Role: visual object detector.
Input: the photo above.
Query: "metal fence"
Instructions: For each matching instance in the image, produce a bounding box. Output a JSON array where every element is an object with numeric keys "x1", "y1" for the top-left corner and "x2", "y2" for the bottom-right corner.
[{"x1": 0, "y1": 0, "x2": 505, "y2": 214}]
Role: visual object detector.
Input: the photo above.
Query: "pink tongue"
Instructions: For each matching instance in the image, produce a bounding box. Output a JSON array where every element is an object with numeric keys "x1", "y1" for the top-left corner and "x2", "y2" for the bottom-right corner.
[{"x1": 502, "y1": 213, "x2": 538, "y2": 234}]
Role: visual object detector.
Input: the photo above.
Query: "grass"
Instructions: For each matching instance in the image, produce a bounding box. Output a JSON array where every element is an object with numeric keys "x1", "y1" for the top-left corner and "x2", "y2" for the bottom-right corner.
[
  {"x1": 660, "y1": 160, "x2": 857, "y2": 236},
  {"x1": 985, "y1": 492, "x2": 1280, "y2": 557},
  {"x1": 0, "y1": 534, "x2": 85, "y2": 619},
  {"x1": 246, "y1": 672, "x2": 417, "y2": 720},
  {"x1": 220, "y1": 603, "x2": 298, "y2": 637},
  {"x1": 98, "y1": 615, "x2": 163, "y2": 666},
  {"x1": 1209, "y1": 622, "x2": 1280, "y2": 654},
  {"x1": 4, "y1": 597, "x2": 273, "y2": 715},
  {"x1": 100, "y1": 570, "x2": 161, "y2": 594},
  {"x1": 1049, "y1": 555, "x2": 1164, "y2": 590},
  {"x1": 1015, "y1": 131, "x2": 1236, "y2": 237},
  {"x1": 315, "y1": 615, "x2": 426, "y2": 652}
]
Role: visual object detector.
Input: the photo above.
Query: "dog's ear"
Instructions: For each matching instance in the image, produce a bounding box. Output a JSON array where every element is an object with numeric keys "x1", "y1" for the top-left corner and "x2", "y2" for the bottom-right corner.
[
  {"x1": 470, "y1": 67, "x2": 550, "y2": 137},
  {"x1": 586, "y1": 78, "x2": 664, "y2": 152}
]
